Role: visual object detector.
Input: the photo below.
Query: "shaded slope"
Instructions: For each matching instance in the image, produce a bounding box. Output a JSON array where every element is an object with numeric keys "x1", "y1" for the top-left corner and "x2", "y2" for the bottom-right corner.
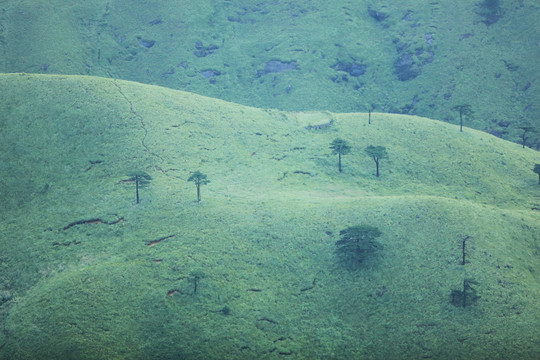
[{"x1": 0, "y1": 74, "x2": 539, "y2": 359}]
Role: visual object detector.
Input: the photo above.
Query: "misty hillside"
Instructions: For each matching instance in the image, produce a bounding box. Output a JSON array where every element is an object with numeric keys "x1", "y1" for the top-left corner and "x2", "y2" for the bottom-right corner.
[
  {"x1": 0, "y1": 0, "x2": 538, "y2": 145},
  {"x1": 0, "y1": 73, "x2": 539, "y2": 359}
]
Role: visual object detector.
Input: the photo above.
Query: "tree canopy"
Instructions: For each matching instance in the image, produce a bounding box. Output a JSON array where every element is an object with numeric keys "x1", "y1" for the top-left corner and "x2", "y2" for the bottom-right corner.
[
  {"x1": 126, "y1": 170, "x2": 152, "y2": 204},
  {"x1": 329, "y1": 138, "x2": 351, "y2": 155},
  {"x1": 452, "y1": 104, "x2": 473, "y2": 115},
  {"x1": 188, "y1": 171, "x2": 209, "y2": 185},
  {"x1": 335, "y1": 225, "x2": 382, "y2": 265},
  {"x1": 452, "y1": 104, "x2": 473, "y2": 132},
  {"x1": 188, "y1": 171, "x2": 210, "y2": 202},
  {"x1": 365, "y1": 145, "x2": 388, "y2": 177},
  {"x1": 329, "y1": 138, "x2": 351, "y2": 173},
  {"x1": 520, "y1": 126, "x2": 537, "y2": 148}
]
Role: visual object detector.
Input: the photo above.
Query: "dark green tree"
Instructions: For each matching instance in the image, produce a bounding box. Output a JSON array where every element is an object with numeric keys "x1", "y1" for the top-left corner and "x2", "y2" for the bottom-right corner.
[
  {"x1": 476, "y1": 0, "x2": 502, "y2": 26},
  {"x1": 534, "y1": 164, "x2": 540, "y2": 185},
  {"x1": 520, "y1": 126, "x2": 536, "y2": 149},
  {"x1": 335, "y1": 225, "x2": 382, "y2": 265},
  {"x1": 450, "y1": 278, "x2": 480, "y2": 308},
  {"x1": 188, "y1": 171, "x2": 210, "y2": 202},
  {"x1": 367, "y1": 104, "x2": 377, "y2": 124},
  {"x1": 452, "y1": 104, "x2": 473, "y2": 132},
  {"x1": 329, "y1": 138, "x2": 351, "y2": 173},
  {"x1": 126, "y1": 170, "x2": 152, "y2": 204},
  {"x1": 189, "y1": 270, "x2": 206, "y2": 295},
  {"x1": 365, "y1": 145, "x2": 388, "y2": 177}
]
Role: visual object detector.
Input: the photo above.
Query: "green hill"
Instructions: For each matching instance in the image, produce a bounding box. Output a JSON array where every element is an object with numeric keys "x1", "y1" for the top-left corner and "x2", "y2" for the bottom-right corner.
[
  {"x1": 1, "y1": 0, "x2": 538, "y2": 145},
  {"x1": 0, "y1": 73, "x2": 539, "y2": 359}
]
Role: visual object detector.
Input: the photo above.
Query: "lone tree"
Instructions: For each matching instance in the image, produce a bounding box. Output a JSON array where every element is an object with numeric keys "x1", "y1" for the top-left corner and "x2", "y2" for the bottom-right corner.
[
  {"x1": 534, "y1": 164, "x2": 540, "y2": 185},
  {"x1": 365, "y1": 145, "x2": 388, "y2": 177},
  {"x1": 520, "y1": 126, "x2": 536, "y2": 148},
  {"x1": 189, "y1": 270, "x2": 206, "y2": 295},
  {"x1": 188, "y1": 171, "x2": 210, "y2": 202},
  {"x1": 452, "y1": 104, "x2": 473, "y2": 132},
  {"x1": 329, "y1": 138, "x2": 351, "y2": 173},
  {"x1": 335, "y1": 225, "x2": 382, "y2": 265},
  {"x1": 367, "y1": 104, "x2": 377, "y2": 124},
  {"x1": 126, "y1": 171, "x2": 152, "y2": 204},
  {"x1": 450, "y1": 278, "x2": 480, "y2": 308}
]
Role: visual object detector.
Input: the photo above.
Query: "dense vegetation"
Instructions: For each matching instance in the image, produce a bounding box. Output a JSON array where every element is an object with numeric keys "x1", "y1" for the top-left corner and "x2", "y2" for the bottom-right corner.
[
  {"x1": 0, "y1": 0, "x2": 538, "y2": 145},
  {"x1": 0, "y1": 74, "x2": 538, "y2": 359}
]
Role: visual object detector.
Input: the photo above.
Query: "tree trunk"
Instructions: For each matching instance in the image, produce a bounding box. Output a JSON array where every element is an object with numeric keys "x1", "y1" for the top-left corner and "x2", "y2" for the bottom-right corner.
[
  {"x1": 135, "y1": 176, "x2": 140, "y2": 204},
  {"x1": 368, "y1": 110, "x2": 371, "y2": 124},
  {"x1": 461, "y1": 236, "x2": 469, "y2": 265},
  {"x1": 197, "y1": 184, "x2": 201, "y2": 202},
  {"x1": 338, "y1": 152, "x2": 342, "y2": 173},
  {"x1": 459, "y1": 113, "x2": 463, "y2": 132},
  {"x1": 375, "y1": 159, "x2": 380, "y2": 177}
]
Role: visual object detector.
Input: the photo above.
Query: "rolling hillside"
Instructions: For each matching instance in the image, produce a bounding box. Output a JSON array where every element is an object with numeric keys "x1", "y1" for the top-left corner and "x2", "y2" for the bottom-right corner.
[
  {"x1": 0, "y1": 0, "x2": 538, "y2": 145},
  {"x1": 0, "y1": 73, "x2": 539, "y2": 359}
]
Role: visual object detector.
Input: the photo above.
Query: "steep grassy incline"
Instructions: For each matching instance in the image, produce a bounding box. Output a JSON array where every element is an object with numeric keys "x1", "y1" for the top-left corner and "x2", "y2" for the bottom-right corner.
[
  {"x1": 1, "y1": 0, "x2": 538, "y2": 144},
  {"x1": 0, "y1": 74, "x2": 539, "y2": 359}
]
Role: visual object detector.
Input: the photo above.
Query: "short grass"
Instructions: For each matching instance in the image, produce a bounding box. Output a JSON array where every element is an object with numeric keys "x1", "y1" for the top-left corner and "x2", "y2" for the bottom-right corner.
[
  {"x1": 1, "y1": 1, "x2": 538, "y2": 145},
  {"x1": 0, "y1": 73, "x2": 539, "y2": 359}
]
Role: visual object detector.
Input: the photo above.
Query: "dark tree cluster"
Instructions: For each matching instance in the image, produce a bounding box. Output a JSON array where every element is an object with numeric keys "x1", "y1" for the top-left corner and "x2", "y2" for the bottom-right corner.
[
  {"x1": 124, "y1": 169, "x2": 210, "y2": 204},
  {"x1": 335, "y1": 225, "x2": 382, "y2": 266},
  {"x1": 334, "y1": 224, "x2": 483, "y2": 308},
  {"x1": 476, "y1": 0, "x2": 503, "y2": 26}
]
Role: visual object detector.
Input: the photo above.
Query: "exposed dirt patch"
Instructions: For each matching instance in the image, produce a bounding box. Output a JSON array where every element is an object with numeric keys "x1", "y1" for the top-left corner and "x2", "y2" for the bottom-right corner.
[
  {"x1": 62, "y1": 217, "x2": 124, "y2": 231},
  {"x1": 146, "y1": 234, "x2": 176, "y2": 247}
]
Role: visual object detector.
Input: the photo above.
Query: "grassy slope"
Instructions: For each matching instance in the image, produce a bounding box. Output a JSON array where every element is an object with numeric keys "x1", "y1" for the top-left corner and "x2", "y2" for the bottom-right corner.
[
  {"x1": 0, "y1": 73, "x2": 539, "y2": 359},
  {"x1": 1, "y1": 0, "x2": 538, "y2": 145}
]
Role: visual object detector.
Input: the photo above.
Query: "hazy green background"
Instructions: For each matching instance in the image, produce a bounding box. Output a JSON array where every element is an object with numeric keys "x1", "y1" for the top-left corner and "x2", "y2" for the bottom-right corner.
[
  {"x1": 1, "y1": 0, "x2": 539, "y2": 359},
  {"x1": 0, "y1": 0, "x2": 538, "y2": 144}
]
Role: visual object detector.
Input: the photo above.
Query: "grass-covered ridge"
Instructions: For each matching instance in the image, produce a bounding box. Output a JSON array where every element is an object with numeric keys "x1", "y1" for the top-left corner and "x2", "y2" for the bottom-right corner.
[
  {"x1": 0, "y1": 73, "x2": 539, "y2": 359},
  {"x1": 1, "y1": 0, "x2": 538, "y2": 145}
]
